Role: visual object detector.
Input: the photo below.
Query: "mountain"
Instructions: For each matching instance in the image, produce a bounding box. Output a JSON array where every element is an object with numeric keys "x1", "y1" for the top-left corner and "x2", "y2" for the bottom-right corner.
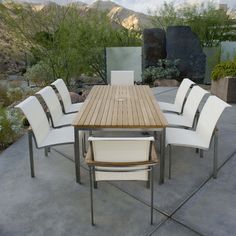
[{"x1": 87, "y1": 0, "x2": 152, "y2": 30}]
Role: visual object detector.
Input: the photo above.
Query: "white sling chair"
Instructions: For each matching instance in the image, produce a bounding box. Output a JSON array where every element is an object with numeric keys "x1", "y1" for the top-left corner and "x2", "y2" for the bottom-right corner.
[
  {"x1": 15, "y1": 96, "x2": 83, "y2": 183},
  {"x1": 158, "y1": 78, "x2": 195, "y2": 114},
  {"x1": 164, "y1": 86, "x2": 209, "y2": 128},
  {"x1": 36, "y1": 86, "x2": 76, "y2": 128},
  {"x1": 166, "y1": 96, "x2": 231, "y2": 179},
  {"x1": 110, "y1": 70, "x2": 134, "y2": 85},
  {"x1": 85, "y1": 136, "x2": 158, "y2": 225},
  {"x1": 51, "y1": 79, "x2": 84, "y2": 114}
]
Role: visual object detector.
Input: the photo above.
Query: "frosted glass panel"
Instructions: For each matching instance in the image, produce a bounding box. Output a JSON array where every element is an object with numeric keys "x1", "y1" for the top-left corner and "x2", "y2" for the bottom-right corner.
[
  {"x1": 221, "y1": 41, "x2": 236, "y2": 61},
  {"x1": 106, "y1": 47, "x2": 142, "y2": 84}
]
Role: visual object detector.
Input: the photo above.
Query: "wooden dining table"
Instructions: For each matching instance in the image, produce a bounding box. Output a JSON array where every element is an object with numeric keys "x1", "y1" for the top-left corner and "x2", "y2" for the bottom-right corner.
[{"x1": 72, "y1": 85, "x2": 168, "y2": 184}]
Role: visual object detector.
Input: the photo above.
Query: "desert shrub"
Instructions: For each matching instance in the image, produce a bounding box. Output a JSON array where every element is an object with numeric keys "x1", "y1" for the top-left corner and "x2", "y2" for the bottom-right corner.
[
  {"x1": 7, "y1": 87, "x2": 24, "y2": 105},
  {"x1": 24, "y1": 61, "x2": 54, "y2": 87},
  {"x1": 211, "y1": 60, "x2": 236, "y2": 80},
  {"x1": 0, "y1": 107, "x2": 23, "y2": 149},
  {"x1": 0, "y1": 85, "x2": 10, "y2": 107},
  {"x1": 143, "y1": 59, "x2": 180, "y2": 84}
]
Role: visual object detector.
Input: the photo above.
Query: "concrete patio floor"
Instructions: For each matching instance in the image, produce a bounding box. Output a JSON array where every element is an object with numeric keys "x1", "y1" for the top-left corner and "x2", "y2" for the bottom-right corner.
[{"x1": 0, "y1": 87, "x2": 235, "y2": 236}]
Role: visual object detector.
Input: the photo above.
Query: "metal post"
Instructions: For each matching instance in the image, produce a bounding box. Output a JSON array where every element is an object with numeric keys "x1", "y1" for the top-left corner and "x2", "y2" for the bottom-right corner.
[
  {"x1": 89, "y1": 167, "x2": 95, "y2": 226},
  {"x1": 213, "y1": 128, "x2": 218, "y2": 179},
  {"x1": 74, "y1": 127, "x2": 81, "y2": 184},
  {"x1": 150, "y1": 167, "x2": 154, "y2": 225},
  {"x1": 44, "y1": 147, "x2": 48, "y2": 157},
  {"x1": 93, "y1": 167, "x2": 97, "y2": 189},
  {"x1": 28, "y1": 130, "x2": 35, "y2": 178},
  {"x1": 159, "y1": 128, "x2": 166, "y2": 184},
  {"x1": 83, "y1": 131, "x2": 86, "y2": 157},
  {"x1": 168, "y1": 145, "x2": 172, "y2": 179},
  {"x1": 200, "y1": 149, "x2": 204, "y2": 158},
  {"x1": 146, "y1": 172, "x2": 150, "y2": 189}
]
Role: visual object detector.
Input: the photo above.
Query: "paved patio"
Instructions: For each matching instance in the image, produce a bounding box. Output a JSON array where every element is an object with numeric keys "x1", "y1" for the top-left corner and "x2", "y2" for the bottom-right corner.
[{"x1": 0, "y1": 87, "x2": 235, "y2": 236}]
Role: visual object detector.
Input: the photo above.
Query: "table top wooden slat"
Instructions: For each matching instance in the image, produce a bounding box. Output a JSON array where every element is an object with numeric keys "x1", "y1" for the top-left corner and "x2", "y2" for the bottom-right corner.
[{"x1": 72, "y1": 85, "x2": 168, "y2": 129}]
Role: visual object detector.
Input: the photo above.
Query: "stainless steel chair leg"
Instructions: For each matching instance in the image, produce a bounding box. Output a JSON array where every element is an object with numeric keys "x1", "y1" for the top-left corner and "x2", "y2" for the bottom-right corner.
[
  {"x1": 146, "y1": 172, "x2": 150, "y2": 189},
  {"x1": 150, "y1": 167, "x2": 154, "y2": 225},
  {"x1": 200, "y1": 149, "x2": 204, "y2": 158},
  {"x1": 44, "y1": 147, "x2": 48, "y2": 157},
  {"x1": 168, "y1": 145, "x2": 172, "y2": 179},
  {"x1": 89, "y1": 167, "x2": 95, "y2": 226},
  {"x1": 74, "y1": 128, "x2": 81, "y2": 184},
  {"x1": 213, "y1": 129, "x2": 218, "y2": 179},
  {"x1": 28, "y1": 131, "x2": 35, "y2": 178},
  {"x1": 93, "y1": 167, "x2": 97, "y2": 189}
]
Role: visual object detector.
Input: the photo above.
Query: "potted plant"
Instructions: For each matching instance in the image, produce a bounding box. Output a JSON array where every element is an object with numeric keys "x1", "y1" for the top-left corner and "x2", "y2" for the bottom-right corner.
[
  {"x1": 211, "y1": 60, "x2": 236, "y2": 102},
  {"x1": 143, "y1": 59, "x2": 180, "y2": 86}
]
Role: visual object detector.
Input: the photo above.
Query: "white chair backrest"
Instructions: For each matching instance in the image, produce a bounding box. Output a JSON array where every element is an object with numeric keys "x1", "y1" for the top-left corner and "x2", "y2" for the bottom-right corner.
[
  {"x1": 51, "y1": 79, "x2": 72, "y2": 112},
  {"x1": 182, "y1": 86, "x2": 208, "y2": 125},
  {"x1": 15, "y1": 96, "x2": 50, "y2": 146},
  {"x1": 196, "y1": 96, "x2": 231, "y2": 148},
  {"x1": 111, "y1": 70, "x2": 134, "y2": 85},
  {"x1": 175, "y1": 78, "x2": 195, "y2": 108},
  {"x1": 36, "y1": 86, "x2": 63, "y2": 125},
  {"x1": 89, "y1": 137, "x2": 154, "y2": 181}
]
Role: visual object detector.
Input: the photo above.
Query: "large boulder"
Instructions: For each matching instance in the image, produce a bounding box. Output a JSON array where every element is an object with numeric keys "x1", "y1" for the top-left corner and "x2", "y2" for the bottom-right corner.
[
  {"x1": 166, "y1": 26, "x2": 206, "y2": 83},
  {"x1": 143, "y1": 28, "x2": 166, "y2": 68}
]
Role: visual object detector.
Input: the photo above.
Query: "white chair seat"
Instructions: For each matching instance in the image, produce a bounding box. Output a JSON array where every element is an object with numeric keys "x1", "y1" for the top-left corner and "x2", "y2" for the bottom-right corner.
[
  {"x1": 158, "y1": 101, "x2": 180, "y2": 113},
  {"x1": 166, "y1": 128, "x2": 208, "y2": 149},
  {"x1": 164, "y1": 113, "x2": 192, "y2": 128},
  {"x1": 65, "y1": 103, "x2": 83, "y2": 113},
  {"x1": 39, "y1": 126, "x2": 75, "y2": 148},
  {"x1": 53, "y1": 113, "x2": 76, "y2": 127}
]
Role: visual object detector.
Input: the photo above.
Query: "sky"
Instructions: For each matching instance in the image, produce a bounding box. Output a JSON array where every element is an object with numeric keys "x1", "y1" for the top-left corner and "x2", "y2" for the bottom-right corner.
[{"x1": 15, "y1": 0, "x2": 236, "y2": 13}]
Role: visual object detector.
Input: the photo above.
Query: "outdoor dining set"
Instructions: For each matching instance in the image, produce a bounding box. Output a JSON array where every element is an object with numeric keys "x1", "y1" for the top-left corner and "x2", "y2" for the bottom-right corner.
[{"x1": 15, "y1": 71, "x2": 230, "y2": 226}]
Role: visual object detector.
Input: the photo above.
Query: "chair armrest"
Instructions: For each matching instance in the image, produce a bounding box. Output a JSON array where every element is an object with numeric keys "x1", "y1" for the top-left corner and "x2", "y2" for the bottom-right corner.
[{"x1": 85, "y1": 142, "x2": 159, "y2": 167}]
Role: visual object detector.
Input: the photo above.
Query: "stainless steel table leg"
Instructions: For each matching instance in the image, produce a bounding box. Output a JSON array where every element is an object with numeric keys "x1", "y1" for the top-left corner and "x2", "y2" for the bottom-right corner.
[
  {"x1": 213, "y1": 128, "x2": 218, "y2": 179},
  {"x1": 159, "y1": 128, "x2": 166, "y2": 184},
  {"x1": 74, "y1": 127, "x2": 81, "y2": 184}
]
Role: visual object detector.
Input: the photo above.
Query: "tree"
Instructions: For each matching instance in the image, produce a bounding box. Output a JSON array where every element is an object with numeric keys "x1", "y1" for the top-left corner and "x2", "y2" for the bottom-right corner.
[
  {"x1": 149, "y1": 1, "x2": 234, "y2": 47},
  {"x1": 0, "y1": 2, "x2": 142, "y2": 85}
]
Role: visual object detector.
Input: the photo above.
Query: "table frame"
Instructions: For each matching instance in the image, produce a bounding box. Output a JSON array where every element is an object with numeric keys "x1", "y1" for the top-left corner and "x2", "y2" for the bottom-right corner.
[{"x1": 73, "y1": 85, "x2": 167, "y2": 184}]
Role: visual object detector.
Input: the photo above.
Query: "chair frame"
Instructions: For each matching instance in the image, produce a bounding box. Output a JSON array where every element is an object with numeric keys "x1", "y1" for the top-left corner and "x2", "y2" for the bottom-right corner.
[
  {"x1": 28, "y1": 127, "x2": 77, "y2": 178},
  {"x1": 51, "y1": 79, "x2": 83, "y2": 114},
  {"x1": 36, "y1": 87, "x2": 74, "y2": 129},
  {"x1": 167, "y1": 126, "x2": 219, "y2": 179},
  {"x1": 16, "y1": 96, "x2": 83, "y2": 183},
  {"x1": 86, "y1": 138, "x2": 158, "y2": 225},
  {"x1": 160, "y1": 79, "x2": 195, "y2": 115}
]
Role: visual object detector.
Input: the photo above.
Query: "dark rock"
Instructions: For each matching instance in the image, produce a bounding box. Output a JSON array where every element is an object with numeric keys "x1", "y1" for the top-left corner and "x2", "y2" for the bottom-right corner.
[
  {"x1": 166, "y1": 26, "x2": 206, "y2": 83},
  {"x1": 143, "y1": 28, "x2": 166, "y2": 68},
  {"x1": 70, "y1": 92, "x2": 82, "y2": 103},
  {"x1": 154, "y1": 79, "x2": 179, "y2": 87}
]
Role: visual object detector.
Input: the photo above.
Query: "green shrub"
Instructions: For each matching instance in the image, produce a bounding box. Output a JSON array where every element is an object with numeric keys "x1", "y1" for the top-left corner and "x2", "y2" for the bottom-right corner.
[
  {"x1": 211, "y1": 60, "x2": 236, "y2": 80},
  {"x1": 0, "y1": 85, "x2": 10, "y2": 107},
  {"x1": 143, "y1": 59, "x2": 180, "y2": 84},
  {"x1": 0, "y1": 107, "x2": 23, "y2": 149},
  {"x1": 24, "y1": 61, "x2": 54, "y2": 87},
  {"x1": 7, "y1": 87, "x2": 24, "y2": 105}
]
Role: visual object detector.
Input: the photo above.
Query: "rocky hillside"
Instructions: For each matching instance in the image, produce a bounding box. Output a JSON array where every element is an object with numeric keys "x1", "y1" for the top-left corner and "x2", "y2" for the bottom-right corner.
[{"x1": 0, "y1": 21, "x2": 25, "y2": 78}]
